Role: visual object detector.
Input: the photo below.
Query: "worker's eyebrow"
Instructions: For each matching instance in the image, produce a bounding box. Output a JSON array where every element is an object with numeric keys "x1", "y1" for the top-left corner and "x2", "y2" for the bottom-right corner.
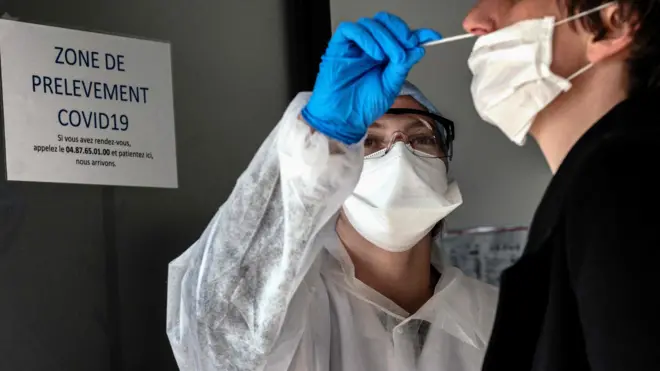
[{"x1": 370, "y1": 116, "x2": 433, "y2": 131}]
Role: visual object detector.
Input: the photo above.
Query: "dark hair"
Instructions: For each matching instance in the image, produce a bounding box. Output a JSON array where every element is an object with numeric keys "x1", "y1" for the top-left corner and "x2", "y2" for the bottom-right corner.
[
  {"x1": 431, "y1": 220, "x2": 445, "y2": 239},
  {"x1": 564, "y1": 0, "x2": 660, "y2": 94}
]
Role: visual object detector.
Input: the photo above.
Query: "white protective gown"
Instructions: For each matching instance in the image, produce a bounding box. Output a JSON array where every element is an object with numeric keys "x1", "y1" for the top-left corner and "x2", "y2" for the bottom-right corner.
[{"x1": 166, "y1": 90, "x2": 499, "y2": 371}]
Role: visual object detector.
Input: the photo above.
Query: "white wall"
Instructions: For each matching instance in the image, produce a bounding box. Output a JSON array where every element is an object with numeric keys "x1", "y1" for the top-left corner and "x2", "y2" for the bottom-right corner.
[{"x1": 330, "y1": 0, "x2": 552, "y2": 229}]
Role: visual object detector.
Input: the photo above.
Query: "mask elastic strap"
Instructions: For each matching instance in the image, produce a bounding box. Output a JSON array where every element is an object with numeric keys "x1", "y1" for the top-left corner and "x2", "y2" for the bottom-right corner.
[
  {"x1": 560, "y1": 2, "x2": 615, "y2": 80},
  {"x1": 555, "y1": 1, "x2": 617, "y2": 81},
  {"x1": 556, "y1": 1, "x2": 617, "y2": 26},
  {"x1": 567, "y1": 62, "x2": 594, "y2": 80}
]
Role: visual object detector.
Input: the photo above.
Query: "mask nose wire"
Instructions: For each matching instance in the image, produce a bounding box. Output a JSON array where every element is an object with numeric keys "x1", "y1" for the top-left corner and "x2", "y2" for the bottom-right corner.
[{"x1": 384, "y1": 131, "x2": 409, "y2": 154}]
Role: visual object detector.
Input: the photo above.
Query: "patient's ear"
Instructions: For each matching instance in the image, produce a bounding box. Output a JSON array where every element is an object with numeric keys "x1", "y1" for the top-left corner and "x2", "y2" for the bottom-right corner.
[{"x1": 586, "y1": 4, "x2": 635, "y2": 63}]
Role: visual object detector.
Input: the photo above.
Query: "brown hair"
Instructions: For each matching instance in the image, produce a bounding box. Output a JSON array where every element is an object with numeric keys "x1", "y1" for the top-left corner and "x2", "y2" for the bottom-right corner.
[{"x1": 564, "y1": 0, "x2": 660, "y2": 94}]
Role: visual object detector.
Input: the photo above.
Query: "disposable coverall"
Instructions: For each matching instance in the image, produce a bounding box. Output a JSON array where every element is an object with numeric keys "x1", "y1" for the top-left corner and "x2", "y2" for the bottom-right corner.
[{"x1": 166, "y1": 83, "x2": 498, "y2": 371}]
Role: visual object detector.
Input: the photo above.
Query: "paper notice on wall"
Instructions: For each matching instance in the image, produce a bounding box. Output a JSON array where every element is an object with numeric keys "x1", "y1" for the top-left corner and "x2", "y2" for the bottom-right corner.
[
  {"x1": 0, "y1": 19, "x2": 177, "y2": 188},
  {"x1": 442, "y1": 227, "x2": 528, "y2": 286}
]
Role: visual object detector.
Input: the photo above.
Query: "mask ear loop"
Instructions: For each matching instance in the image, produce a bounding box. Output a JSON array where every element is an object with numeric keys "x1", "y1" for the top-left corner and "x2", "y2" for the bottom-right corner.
[
  {"x1": 567, "y1": 63, "x2": 594, "y2": 80},
  {"x1": 556, "y1": 1, "x2": 616, "y2": 80},
  {"x1": 555, "y1": 1, "x2": 617, "y2": 26}
]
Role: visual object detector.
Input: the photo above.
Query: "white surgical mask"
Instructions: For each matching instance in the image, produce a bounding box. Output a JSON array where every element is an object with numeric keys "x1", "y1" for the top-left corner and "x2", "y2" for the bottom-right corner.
[
  {"x1": 423, "y1": 2, "x2": 615, "y2": 145},
  {"x1": 342, "y1": 142, "x2": 462, "y2": 252}
]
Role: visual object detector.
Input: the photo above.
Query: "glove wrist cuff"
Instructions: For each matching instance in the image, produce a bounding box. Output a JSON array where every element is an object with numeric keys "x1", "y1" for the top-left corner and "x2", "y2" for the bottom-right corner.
[{"x1": 301, "y1": 107, "x2": 363, "y2": 145}]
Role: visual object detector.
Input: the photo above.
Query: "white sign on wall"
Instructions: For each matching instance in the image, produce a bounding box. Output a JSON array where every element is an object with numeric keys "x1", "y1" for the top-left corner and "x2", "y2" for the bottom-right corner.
[
  {"x1": 442, "y1": 226, "x2": 528, "y2": 286},
  {"x1": 1, "y1": 19, "x2": 178, "y2": 188}
]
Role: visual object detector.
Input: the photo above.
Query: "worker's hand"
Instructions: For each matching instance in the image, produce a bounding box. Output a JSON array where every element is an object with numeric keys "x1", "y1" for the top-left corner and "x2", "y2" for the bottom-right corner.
[{"x1": 301, "y1": 12, "x2": 441, "y2": 145}]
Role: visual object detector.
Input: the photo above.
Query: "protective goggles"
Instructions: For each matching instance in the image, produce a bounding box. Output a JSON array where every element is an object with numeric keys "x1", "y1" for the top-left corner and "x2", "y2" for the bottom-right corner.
[{"x1": 364, "y1": 108, "x2": 455, "y2": 160}]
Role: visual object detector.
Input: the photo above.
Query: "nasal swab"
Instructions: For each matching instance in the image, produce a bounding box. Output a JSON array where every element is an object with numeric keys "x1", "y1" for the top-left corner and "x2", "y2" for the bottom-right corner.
[
  {"x1": 423, "y1": 1, "x2": 615, "y2": 48},
  {"x1": 423, "y1": 33, "x2": 475, "y2": 47}
]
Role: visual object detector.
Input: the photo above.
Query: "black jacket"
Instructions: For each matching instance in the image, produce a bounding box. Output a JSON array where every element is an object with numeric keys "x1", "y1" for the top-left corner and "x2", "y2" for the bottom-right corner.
[{"x1": 481, "y1": 91, "x2": 660, "y2": 371}]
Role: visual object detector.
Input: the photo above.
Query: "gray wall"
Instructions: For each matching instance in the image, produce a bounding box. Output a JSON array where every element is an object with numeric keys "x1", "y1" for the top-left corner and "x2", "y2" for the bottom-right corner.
[
  {"x1": 91, "y1": 2, "x2": 290, "y2": 369},
  {"x1": 330, "y1": 0, "x2": 552, "y2": 229},
  {"x1": 0, "y1": 3, "x2": 112, "y2": 371},
  {"x1": 1, "y1": 0, "x2": 290, "y2": 370}
]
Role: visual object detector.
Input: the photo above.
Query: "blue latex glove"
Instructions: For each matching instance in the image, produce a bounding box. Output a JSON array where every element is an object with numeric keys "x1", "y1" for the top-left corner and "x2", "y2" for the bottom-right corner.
[{"x1": 301, "y1": 12, "x2": 442, "y2": 145}]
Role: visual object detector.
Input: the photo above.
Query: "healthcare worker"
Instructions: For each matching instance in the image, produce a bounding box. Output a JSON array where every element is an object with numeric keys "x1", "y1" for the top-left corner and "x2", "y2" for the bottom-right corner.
[
  {"x1": 167, "y1": 12, "x2": 497, "y2": 371},
  {"x1": 458, "y1": 0, "x2": 660, "y2": 370}
]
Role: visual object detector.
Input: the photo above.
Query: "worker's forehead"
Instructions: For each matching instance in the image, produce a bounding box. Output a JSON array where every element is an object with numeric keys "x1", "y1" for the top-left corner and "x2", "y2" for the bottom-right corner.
[
  {"x1": 369, "y1": 117, "x2": 432, "y2": 132},
  {"x1": 368, "y1": 95, "x2": 436, "y2": 132},
  {"x1": 391, "y1": 95, "x2": 428, "y2": 111},
  {"x1": 371, "y1": 115, "x2": 433, "y2": 133}
]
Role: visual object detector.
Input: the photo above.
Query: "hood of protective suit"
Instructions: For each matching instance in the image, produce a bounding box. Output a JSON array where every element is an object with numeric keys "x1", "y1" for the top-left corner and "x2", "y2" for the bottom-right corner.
[{"x1": 398, "y1": 80, "x2": 442, "y2": 121}]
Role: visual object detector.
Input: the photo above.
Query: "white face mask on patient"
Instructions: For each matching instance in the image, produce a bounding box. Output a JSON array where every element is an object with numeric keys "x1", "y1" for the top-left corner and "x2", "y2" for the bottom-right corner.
[
  {"x1": 342, "y1": 142, "x2": 462, "y2": 253},
  {"x1": 424, "y1": 2, "x2": 615, "y2": 145}
]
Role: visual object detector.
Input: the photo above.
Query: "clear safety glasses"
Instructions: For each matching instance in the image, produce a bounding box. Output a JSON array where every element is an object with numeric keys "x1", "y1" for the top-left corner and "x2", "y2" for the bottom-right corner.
[{"x1": 364, "y1": 108, "x2": 454, "y2": 160}]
